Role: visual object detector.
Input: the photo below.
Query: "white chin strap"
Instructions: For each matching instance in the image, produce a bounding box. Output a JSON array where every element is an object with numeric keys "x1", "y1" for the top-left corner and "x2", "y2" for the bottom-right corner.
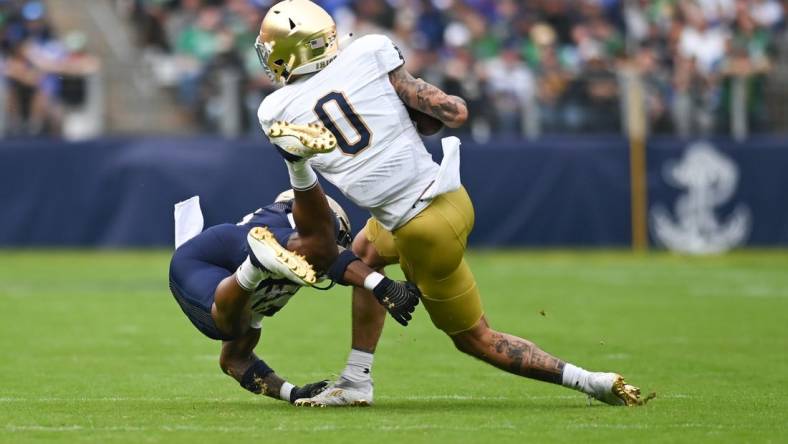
[{"x1": 289, "y1": 53, "x2": 338, "y2": 77}]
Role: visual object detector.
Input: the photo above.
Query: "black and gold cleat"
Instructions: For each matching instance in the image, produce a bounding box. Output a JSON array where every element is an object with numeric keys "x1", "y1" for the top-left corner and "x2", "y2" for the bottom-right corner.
[
  {"x1": 587, "y1": 373, "x2": 644, "y2": 406},
  {"x1": 267, "y1": 121, "x2": 337, "y2": 159},
  {"x1": 293, "y1": 378, "x2": 374, "y2": 407},
  {"x1": 611, "y1": 375, "x2": 642, "y2": 406},
  {"x1": 247, "y1": 226, "x2": 317, "y2": 286}
]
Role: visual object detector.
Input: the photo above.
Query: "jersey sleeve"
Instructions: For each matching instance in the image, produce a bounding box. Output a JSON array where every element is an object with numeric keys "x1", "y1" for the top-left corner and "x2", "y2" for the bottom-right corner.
[
  {"x1": 376, "y1": 35, "x2": 405, "y2": 73},
  {"x1": 241, "y1": 203, "x2": 297, "y2": 247},
  {"x1": 355, "y1": 34, "x2": 405, "y2": 75},
  {"x1": 257, "y1": 97, "x2": 275, "y2": 134}
]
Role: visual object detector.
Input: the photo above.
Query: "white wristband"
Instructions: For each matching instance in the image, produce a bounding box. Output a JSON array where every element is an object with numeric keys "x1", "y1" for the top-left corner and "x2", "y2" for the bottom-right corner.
[{"x1": 363, "y1": 272, "x2": 386, "y2": 291}]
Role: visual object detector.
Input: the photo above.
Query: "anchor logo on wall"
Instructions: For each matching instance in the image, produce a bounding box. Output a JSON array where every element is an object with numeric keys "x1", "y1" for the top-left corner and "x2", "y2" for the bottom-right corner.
[{"x1": 650, "y1": 142, "x2": 751, "y2": 254}]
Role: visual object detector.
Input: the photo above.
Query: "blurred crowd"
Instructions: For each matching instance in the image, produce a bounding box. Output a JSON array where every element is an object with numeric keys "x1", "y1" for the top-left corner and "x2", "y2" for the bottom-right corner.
[
  {"x1": 126, "y1": 0, "x2": 787, "y2": 138},
  {"x1": 626, "y1": 0, "x2": 785, "y2": 135},
  {"x1": 2, "y1": 0, "x2": 778, "y2": 138},
  {"x1": 0, "y1": 0, "x2": 100, "y2": 137}
]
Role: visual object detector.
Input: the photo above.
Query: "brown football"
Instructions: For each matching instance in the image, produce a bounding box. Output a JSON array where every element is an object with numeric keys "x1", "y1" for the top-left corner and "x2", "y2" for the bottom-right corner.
[{"x1": 406, "y1": 106, "x2": 444, "y2": 136}]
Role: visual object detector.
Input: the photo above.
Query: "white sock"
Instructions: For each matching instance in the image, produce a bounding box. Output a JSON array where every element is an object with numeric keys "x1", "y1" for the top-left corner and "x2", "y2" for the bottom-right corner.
[
  {"x1": 341, "y1": 349, "x2": 374, "y2": 383},
  {"x1": 285, "y1": 160, "x2": 318, "y2": 191},
  {"x1": 561, "y1": 363, "x2": 592, "y2": 393},
  {"x1": 363, "y1": 272, "x2": 385, "y2": 291},
  {"x1": 235, "y1": 257, "x2": 264, "y2": 291},
  {"x1": 279, "y1": 382, "x2": 295, "y2": 402}
]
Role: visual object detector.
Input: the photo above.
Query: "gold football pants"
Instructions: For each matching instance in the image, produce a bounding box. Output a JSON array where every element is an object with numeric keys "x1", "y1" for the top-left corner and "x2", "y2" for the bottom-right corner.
[{"x1": 364, "y1": 187, "x2": 483, "y2": 335}]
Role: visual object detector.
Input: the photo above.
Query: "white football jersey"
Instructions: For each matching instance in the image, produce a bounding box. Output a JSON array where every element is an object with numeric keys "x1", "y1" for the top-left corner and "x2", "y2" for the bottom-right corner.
[{"x1": 258, "y1": 34, "x2": 441, "y2": 231}]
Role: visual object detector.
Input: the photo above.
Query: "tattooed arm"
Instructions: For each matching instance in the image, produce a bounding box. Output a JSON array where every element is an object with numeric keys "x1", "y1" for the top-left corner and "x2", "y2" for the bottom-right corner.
[{"x1": 388, "y1": 66, "x2": 468, "y2": 128}]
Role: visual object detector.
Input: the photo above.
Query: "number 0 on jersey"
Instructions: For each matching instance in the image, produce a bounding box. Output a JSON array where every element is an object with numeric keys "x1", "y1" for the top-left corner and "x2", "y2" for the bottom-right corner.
[{"x1": 314, "y1": 92, "x2": 372, "y2": 156}]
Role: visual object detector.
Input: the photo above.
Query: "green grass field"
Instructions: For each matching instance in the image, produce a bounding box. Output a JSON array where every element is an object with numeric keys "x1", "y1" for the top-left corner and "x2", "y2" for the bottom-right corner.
[{"x1": 1, "y1": 250, "x2": 787, "y2": 443}]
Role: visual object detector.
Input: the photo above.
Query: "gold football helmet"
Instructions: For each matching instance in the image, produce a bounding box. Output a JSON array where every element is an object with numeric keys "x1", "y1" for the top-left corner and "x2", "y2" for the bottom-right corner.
[{"x1": 255, "y1": 0, "x2": 338, "y2": 84}]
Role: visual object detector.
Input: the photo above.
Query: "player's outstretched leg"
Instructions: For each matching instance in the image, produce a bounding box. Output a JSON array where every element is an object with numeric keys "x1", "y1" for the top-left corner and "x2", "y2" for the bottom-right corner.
[
  {"x1": 293, "y1": 260, "x2": 393, "y2": 405},
  {"x1": 266, "y1": 122, "x2": 420, "y2": 325},
  {"x1": 290, "y1": 184, "x2": 339, "y2": 272},
  {"x1": 394, "y1": 189, "x2": 642, "y2": 406},
  {"x1": 293, "y1": 233, "x2": 394, "y2": 407},
  {"x1": 246, "y1": 226, "x2": 317, "y2": 285},
  {"x1": 265, "y1": 119, "x2": 342, "y2": 272},
  {"x1": 450, "y1": 317, "x2": 642, "y2": 406},
  {"x1": 266, "y1": 134, "x2": 339, "y2": 273},
  {"x1": 301, "y1": 189, "x2": 644, "y2": 407},
  {"x1": 263, "y1": 118, "x2": 339, "y2": 268},
  {"x1": 293, "y1": 284, "x2": 385, "y2": 407},
  {"x1": 170, "y1": 230, "x2": 328, "y2": 404},
  {"x1": 245, "y1": 221, "x2": 419, "y2": 327},
  {"x1": 218, "y1": 325, "x2": 328, "y2": 403}
]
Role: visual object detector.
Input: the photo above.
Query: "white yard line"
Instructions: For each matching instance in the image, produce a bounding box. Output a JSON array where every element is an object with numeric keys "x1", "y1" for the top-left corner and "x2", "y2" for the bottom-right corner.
[
  {"x1": 0, "y1": 394, "x2": 568, "y2": 402},
  {"x1": 5, "y1": 423, "x2": 518, "y2": 433},
  {"x1": 0, "y1": 393, "x2": 689, "y2": 403},
  {"x1": 0, "y1": 397, "x2": 241, "y2": 403},
  {"x1": 568, "y1": 423, "x2": 728, "y2": 430}
]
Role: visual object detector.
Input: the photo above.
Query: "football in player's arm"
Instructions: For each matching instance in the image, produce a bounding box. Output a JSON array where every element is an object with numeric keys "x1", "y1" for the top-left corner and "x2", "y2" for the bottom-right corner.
[{"x1": 168, "y1": 192, "x2": 420, "y2": 404}]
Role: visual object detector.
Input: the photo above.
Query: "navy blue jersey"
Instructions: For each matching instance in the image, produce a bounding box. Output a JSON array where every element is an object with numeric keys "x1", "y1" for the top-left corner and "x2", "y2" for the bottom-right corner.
[
  {"x1": 238, "y1": 201, "x2": 297, "y2": 247},
  {"x1": 169, "y1": 201, "x2": 303, "y2": 340},
  {"x1": 237, "y1": 201, "x2": 302, "y2": 319}
]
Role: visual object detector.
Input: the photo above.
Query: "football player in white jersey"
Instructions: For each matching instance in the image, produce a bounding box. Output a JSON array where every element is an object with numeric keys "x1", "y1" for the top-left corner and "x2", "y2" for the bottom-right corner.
[{"x1": 253, "y1": 0, "x2": 644, "y2": 407}]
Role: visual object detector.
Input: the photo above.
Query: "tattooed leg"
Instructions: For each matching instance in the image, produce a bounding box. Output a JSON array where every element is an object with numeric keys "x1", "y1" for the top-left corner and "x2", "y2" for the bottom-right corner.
[
  {"x1": 451, "y1": 317, "x2": 565, "y2": 384},
  {"x1": 450, "y1": 317, "x2": 644, "y2": 405},
  {"x1": 489, "y1": 332, "x2": 565, "y2": 384}
]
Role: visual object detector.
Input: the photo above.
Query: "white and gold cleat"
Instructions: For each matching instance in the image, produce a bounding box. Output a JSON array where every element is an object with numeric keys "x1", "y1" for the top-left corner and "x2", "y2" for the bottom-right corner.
[
  {"x1": 587, "y1": 373, "x2": 642, "y2": 406},
  {"x1": 267, "y1": 121, "x2": 337, "y2": 159},
  {"x1": 247, "y1": 226, "x2": 317, "y2": 286},
  {"x1": 293, "y1": 378, "x2": 373, "y2": 407}
]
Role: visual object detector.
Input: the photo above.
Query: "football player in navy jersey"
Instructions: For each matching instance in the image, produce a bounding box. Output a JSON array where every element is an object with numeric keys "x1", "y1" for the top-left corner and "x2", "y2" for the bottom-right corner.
[{"x1": 168, "y1": 190, "x2": 420, "y2": 404}]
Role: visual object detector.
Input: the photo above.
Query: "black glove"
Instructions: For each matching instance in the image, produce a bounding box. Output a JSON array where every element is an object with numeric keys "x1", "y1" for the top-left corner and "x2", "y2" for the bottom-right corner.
[
  {"x1": 372, "y1": 278, "x2": 420, "y2": 326},
  {"x1": 290, "y1": 380, "x2": 329, "y2": 403}
]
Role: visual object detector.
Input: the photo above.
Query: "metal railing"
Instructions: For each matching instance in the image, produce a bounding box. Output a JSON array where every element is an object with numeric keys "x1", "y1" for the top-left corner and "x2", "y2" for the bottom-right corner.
[
  {"x1": 730, "y1": 75, "x2": 749, "y2": 142},
  {"x1": 0, "y1": 77, "x2": 6, "y2": 138},
  {"x1": 0, "y1": 66, "x2": 760, "y2": 141},
  {"x1": 202, "y1": 66, "x2": 766, "y2": 141},
  {"x1": 217, "y1": 68, "x2": 242, "y2": 138},
  {"x1": 619, "y1": 71, "x2": 754, "y2": 141}
]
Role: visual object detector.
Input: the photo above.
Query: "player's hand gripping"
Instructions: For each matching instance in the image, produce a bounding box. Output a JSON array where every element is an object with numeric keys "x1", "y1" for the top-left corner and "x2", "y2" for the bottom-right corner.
[{"x1": 372, "y1": 280, "x2": 421, "y2": 326}]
